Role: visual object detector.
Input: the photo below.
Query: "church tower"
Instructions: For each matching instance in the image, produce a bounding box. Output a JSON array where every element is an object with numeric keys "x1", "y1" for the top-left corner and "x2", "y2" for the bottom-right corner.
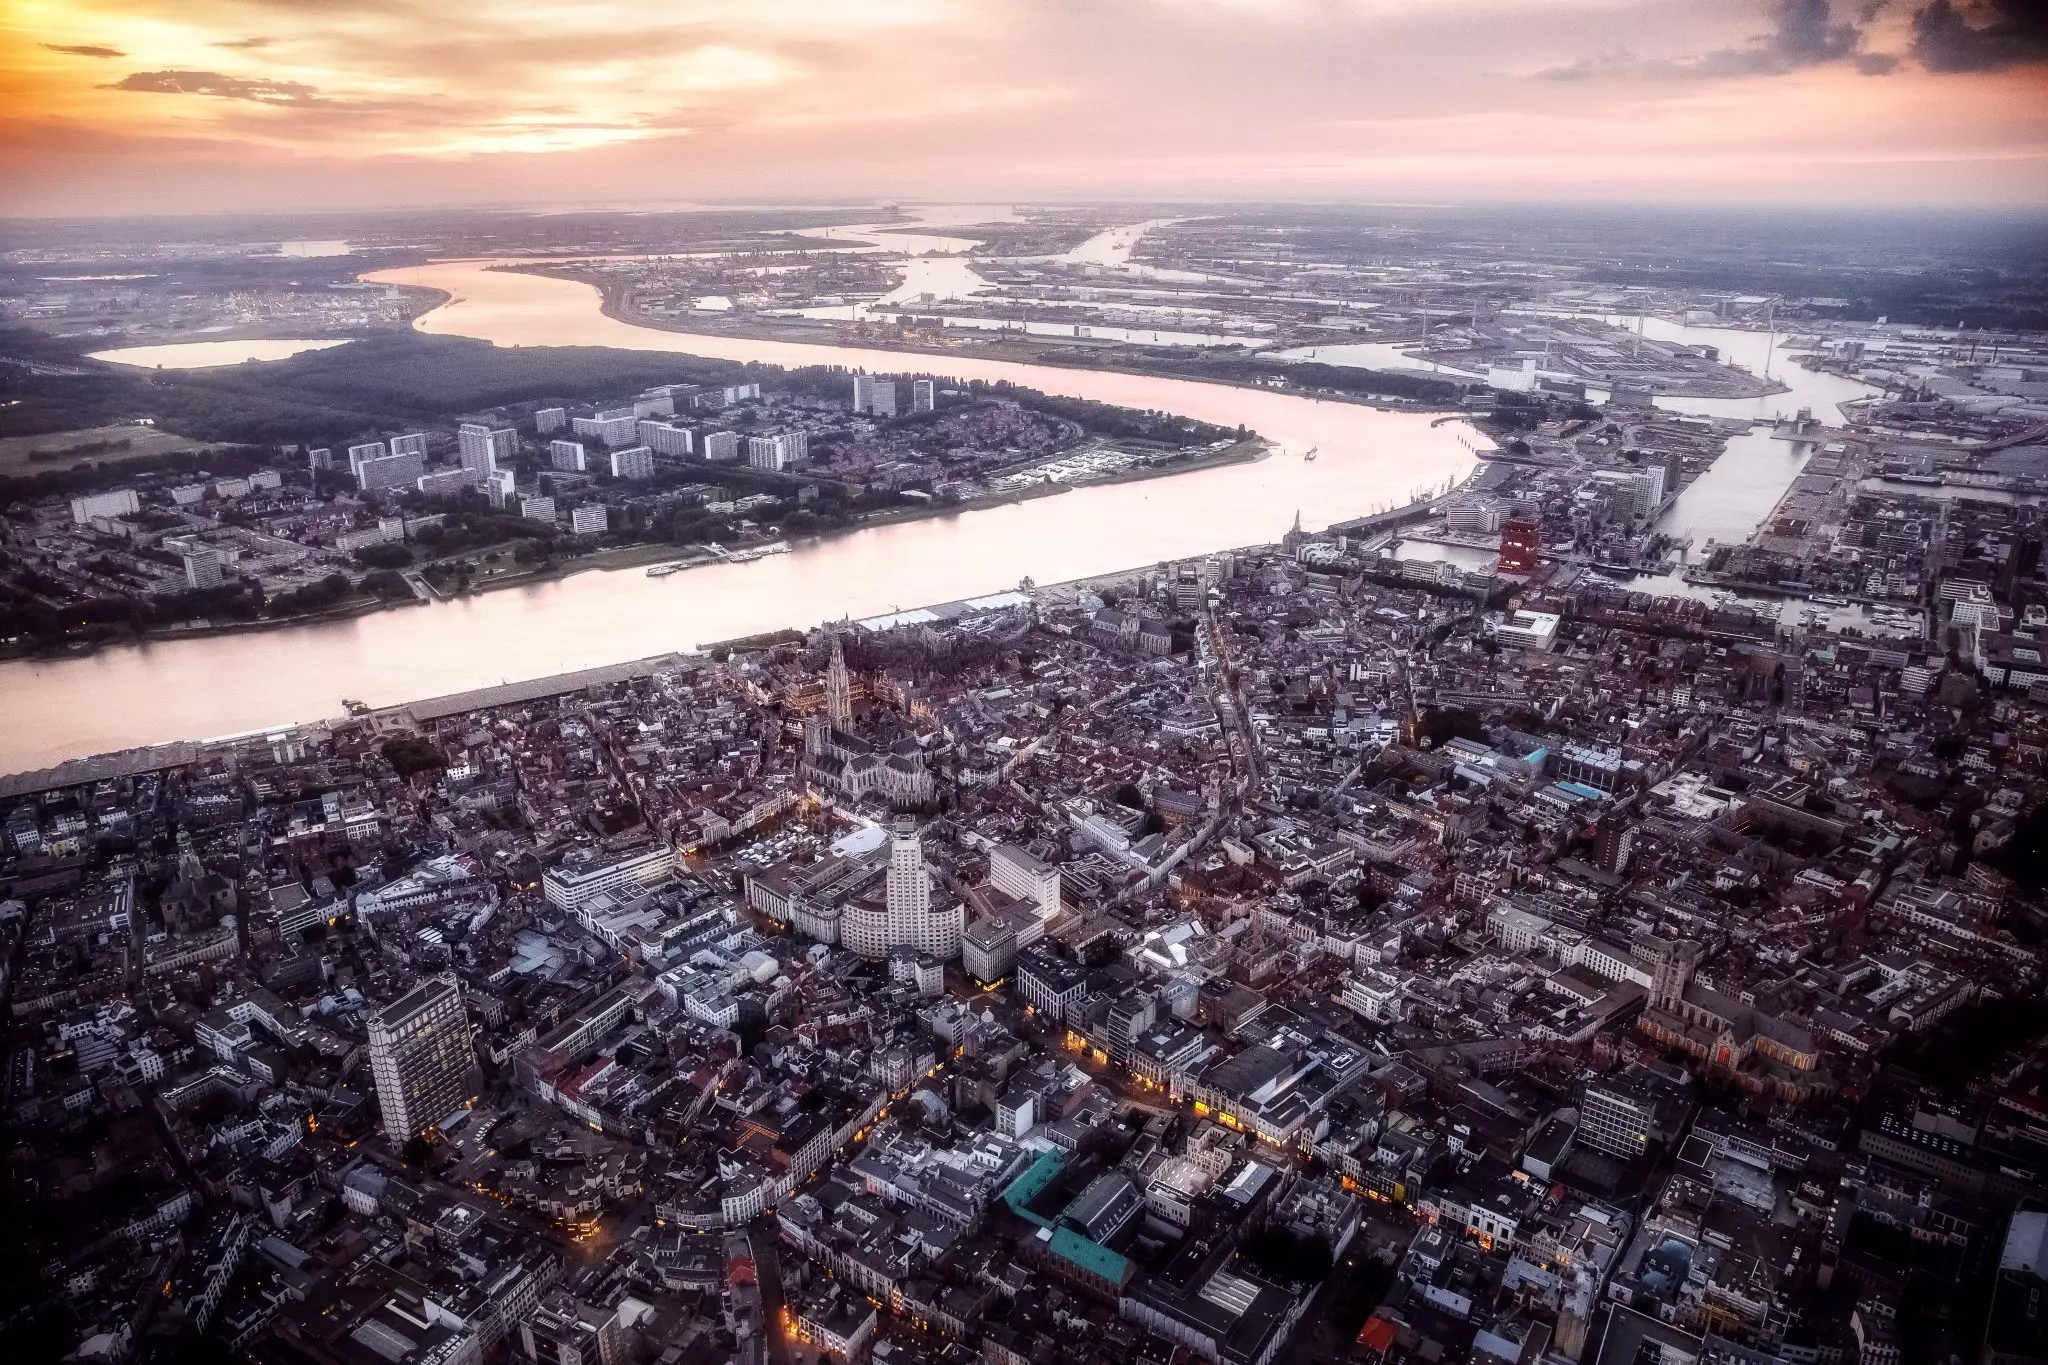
[
  {"x1": 1649, "y1": 937, "x2": 1699, "y2": 1014},
  {"x1": 824, "y1": 633, "x2": 852, "y2": 726},
  {"x1": 1282, "y1": 508, "x2": 1305, "y2": 554}
]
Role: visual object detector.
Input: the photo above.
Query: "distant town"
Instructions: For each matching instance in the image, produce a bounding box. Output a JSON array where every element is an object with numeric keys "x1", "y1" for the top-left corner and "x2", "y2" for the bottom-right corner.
[{"x1": 2, "y1": 366, "x2": 1243, "y2": 655}]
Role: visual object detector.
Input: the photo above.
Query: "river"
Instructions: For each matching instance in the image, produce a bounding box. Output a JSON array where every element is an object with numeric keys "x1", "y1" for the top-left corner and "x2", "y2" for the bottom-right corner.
[
  {"x1": 1593, "y1": 316, "x2": 1881, "y2": 622},
  {"x1": 0, "y1": 251, "x2": 1484, "y2": 772},
  {"x1": 90, "y1": 338, "x2": 353, "y2": 369}
]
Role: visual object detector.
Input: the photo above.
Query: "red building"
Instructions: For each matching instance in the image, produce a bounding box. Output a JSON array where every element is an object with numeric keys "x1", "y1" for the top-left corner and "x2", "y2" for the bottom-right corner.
[{"x1": 1497, "y1": 518, "x2": 1541, "y2": 576}]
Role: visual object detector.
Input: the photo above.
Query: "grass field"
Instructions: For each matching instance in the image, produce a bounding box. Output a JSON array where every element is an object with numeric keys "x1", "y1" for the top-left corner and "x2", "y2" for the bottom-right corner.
[{"x1": 0, "y1": 424, "x2": 209, "y2": 478}]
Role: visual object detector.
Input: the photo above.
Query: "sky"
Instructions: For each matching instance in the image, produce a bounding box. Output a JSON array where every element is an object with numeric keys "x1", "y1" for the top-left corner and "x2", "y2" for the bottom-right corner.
[{"x1": 2, "y1": 0, "x2": 2046, "y2": 217}]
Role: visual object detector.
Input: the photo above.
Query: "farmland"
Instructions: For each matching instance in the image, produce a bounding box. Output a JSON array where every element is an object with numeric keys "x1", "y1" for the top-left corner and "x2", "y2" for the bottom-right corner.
[{"x1": 0, "y1": 423, "x2": 209, "y2": 479}]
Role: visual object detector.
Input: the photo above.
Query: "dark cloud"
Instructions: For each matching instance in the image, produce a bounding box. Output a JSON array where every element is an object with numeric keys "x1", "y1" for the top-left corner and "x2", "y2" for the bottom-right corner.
[
  {"x1": 43, "y1": 43, "x2": 126, "y2": 58},
  {"x1": 1540, "y1": 0, "x2": 2048, "y2": 80},
  {"x1": 1774, "y1": 0, "x2": 1867, "y2": 63},
  {"x1": 1909, "y1": 0, "x2": 2048, "y2": 70},
  {"x1": 1538, "y1": 0, "x2": 1877, "y2": 80},
  {"x1": 105, "y1": 70, "x2": 318, "y2": 104},
  {"x1": 214, "y1": 38, "x2": 275, "y2": 51}
]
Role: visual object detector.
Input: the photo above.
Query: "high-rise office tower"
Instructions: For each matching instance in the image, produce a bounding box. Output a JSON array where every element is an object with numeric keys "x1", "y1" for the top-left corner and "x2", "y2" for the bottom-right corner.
[
  {"x1": 366, "y1": 975, "x2": 479, "y2": 1144},
  {"x1": 1595, "y1": 819, "x2": 1636, "y2": 875},
  {"x1": 913, "y1": 379, "x2": 935, "y2": 414},
  {"x1": 887, "y1": 817, "x2": 931, "y2": 925},
  {"x1": 839, "y1": 817, "x2": 964, "y2": 959}
]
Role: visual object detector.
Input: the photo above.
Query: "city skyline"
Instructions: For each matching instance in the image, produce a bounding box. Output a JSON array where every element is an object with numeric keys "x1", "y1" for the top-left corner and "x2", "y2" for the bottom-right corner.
[
  {"x1": 5, "y1": 7, "x2": 2048, "y2": 1364},
  {"x1": 3, "y1": 0, "x2": 2047, "y2": 217}
]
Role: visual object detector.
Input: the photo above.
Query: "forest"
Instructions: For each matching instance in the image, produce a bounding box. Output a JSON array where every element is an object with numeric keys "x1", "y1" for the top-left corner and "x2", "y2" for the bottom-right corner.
[{"x1": 0, "y1": 330, "x2": 750, "y2": 444}]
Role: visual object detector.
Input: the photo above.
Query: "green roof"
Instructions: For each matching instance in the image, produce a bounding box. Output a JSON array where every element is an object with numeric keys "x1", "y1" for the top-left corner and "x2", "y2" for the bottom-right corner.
[
  {"x1": 1000, "y1": 1148, "x2": 1065, "y2": 1227},
  {"x1": 1049, "y1": 1226, "x2": 1132, "y2": 1286}
]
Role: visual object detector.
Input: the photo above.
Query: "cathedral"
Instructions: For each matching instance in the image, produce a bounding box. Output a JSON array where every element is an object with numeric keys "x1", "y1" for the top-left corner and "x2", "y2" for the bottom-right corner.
[
  {"x1": 799, "y1": 634, "x2": 936, "y2": 806},
  {"x1": 1636, "y1": 937, "x2": 1829, "y2": 1101}
]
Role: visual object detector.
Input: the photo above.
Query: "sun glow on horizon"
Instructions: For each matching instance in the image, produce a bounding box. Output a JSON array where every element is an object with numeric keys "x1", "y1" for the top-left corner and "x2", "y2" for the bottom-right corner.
[{"x1": 2, "y1": 0, "x2": 2045, "y2": 215}]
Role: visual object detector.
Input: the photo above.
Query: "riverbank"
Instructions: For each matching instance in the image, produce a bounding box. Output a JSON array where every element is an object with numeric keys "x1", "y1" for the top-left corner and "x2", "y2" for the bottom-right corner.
[
  {"x1": 539, "y1": 264, "x2": 1800, "y2": 409},
  {"x1": 1, "y1": 255, "x2": 1486, "y2": 773},
  {"x1": 430, "y1": 436, "x2": 1268, "y2": 593},
  {"x1": 0, "y1": 518, "x2": 1299, "y2": 789},
  {"x1": 0, "y1": 587, "x2": 424, "y2": 663},
  {"x1": 0, "y1": 436, "x2": 1270, "y2": 665},
  {"x1": 529, "y1": 268, "x2": 1472, "y2": 418},
  {"x1": 1, "y1": 481, "x2": 1463, "y2": 788}
]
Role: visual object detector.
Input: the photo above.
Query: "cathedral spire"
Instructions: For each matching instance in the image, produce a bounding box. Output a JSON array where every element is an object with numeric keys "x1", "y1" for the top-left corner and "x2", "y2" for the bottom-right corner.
[{"x1": 825, "y1": 632, "x2": 852, "y2": 726}]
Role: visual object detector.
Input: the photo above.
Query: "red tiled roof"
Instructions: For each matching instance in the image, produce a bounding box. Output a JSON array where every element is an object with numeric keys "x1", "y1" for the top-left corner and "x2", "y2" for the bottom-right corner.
[{"x1": 1357, "y1": 1315, "x2": 1397, "y2": 1352}]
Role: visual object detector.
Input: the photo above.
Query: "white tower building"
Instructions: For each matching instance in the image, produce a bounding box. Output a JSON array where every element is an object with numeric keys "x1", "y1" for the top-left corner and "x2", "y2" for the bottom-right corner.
[{"x1": 841, "y1": 817, "x2": 963, "y2": 959}]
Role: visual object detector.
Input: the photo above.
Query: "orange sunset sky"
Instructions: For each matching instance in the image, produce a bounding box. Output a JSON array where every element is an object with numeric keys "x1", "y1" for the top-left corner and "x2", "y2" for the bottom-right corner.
[{"x1": 2, "y1": 0, "x2": 2045, "y2": 218}]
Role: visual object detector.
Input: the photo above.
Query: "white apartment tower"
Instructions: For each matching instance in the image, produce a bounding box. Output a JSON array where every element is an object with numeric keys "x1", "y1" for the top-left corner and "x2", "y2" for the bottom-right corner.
[
  {"x1": 1632, "y1": 465, "x2": 1666, "y2": 518},
  {"x1": 852, "y1": 375, "x2": 897, "y2": 418},
  {"x1": 182, "y1": 547, "x2": 224, "y2": 590},
  {"x1": 346, "y1": 442, "x2": 387, "y2": 480},
  {"x1": 458, "y1": 424, "x2": 497, "y2": 484},
  {"x1": 913, "y1": 379, "x2": 935, "y2": 414},
  {"x1": 357, "y1": 450, "x2": 425, "y2": 492},
  {"x1": 68, "y1": 488, "x2": 141, "y2": 524},
  {"x1": 366, "y1": 975, "x2": 479, "y2": 1144},
  {"x1": 641, "y1": 422, "x2": 693, "y2": 457},
  {"x1": 549, "y1": 440, "x2": 587, "y2": 472}
]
